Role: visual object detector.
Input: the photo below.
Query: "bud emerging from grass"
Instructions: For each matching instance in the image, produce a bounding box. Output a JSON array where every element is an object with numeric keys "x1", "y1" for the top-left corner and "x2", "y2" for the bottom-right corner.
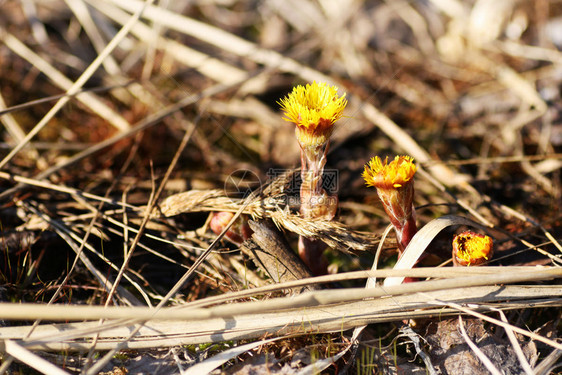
[
  {"x1": 452, "y1": 231, "x2": 493, "y2": 266},
  {"x1": 279, "y1": 81, "x2": 347, "y2": 274},
  {"x1": 363, "y1": 155, "x2": 418, "y2": 254},
  {"x1": 209, "y1": 212, "x2": 252, "y2": 245}
]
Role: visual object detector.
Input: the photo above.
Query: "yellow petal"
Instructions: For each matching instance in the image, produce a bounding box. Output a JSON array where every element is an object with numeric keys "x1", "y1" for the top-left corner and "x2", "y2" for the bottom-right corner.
[
  {"x1": 363, "y1": 155, "x2": 417, "y2": 190},
  {"x1": 279, "y1": 81, "x2": 347, "y2": 147}
]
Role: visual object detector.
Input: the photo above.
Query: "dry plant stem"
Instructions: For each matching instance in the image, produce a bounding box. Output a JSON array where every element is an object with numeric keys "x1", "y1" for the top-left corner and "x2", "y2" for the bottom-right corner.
[
  {"x1": 3, "y1": 289, "x2": 559, "y2": 352},
  {"x1": 348, "y1": 224, "x2": 394, "y2": 370},
  {"x1": 18, "y1": 201, "x2": 117, "y2": 299},
  {"x1": 416, "y1": 165, "x2": 494, "y2": 227},
  {"x1": 65, "y1": 0, "x2": 160, "y2": 108},
  {"x1": 245, "y1": 220, "x2": 315, "y2": 284},
  {"x1": 366, "y1": 224, "x2": 394, "y2": 288},
  {"x1": 111, "y1": 0, "x2": 335, "y2": 83},
  {"x1": 0, "y1": 92, "x2": 28, "y2": 144},
  {"x1": 89, "y1": 0, "x2": 247, "y2": 85},
  {"x1": 458, "y1": 316, "x2": 502, "y2": 375},
  {"x1": 0, "y1": 171, "x2": 140, "y2": 211},
  {"x1": 401, "y1": 325, "x2": 437, "y2": 375},
  {"x1": 431, "y1": 299, "x2": 562, "y2": 354},
  {"x1": 0, "y1": 82, "x2": 137, "y2": 117},
  {"x1": 1, "y1": 268, "x2": 560, "y2": 323},
  {"x1": 491, "y1": 307, "x2": 534, "y2": 375},
  {"x1": 0, "y1": 340, "x2": 71, "y2": 375},
  {"x1": 534, "y1": 349, "x2": 562, "y2": 375},
  {"x1": 104, "y1": 118, "x2": 197, "y2": 306},
  {"x1": 164, "y1": 266, "x2": 560, "y2": 309},
  {"x1": 486, "y1": 196, "x2": 562, "y2": 255},
  {"x1": 2, "y1": 280, "x2": 561, "y2": 351}
]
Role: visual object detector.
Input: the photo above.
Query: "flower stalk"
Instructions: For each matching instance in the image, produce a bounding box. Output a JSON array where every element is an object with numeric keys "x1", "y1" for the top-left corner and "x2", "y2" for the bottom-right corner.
[
  {"x1": 279, "y1": 81, "x2": 347, "y2": 275},
  {"x1": 362, "y1": 155, "x2": 418, "y2": 255}
]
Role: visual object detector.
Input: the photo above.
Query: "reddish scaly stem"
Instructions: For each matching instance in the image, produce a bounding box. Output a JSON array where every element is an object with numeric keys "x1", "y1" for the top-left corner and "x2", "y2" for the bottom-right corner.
[{"x1": 279, "y1": 82, "x2": 347, "y2": 275}]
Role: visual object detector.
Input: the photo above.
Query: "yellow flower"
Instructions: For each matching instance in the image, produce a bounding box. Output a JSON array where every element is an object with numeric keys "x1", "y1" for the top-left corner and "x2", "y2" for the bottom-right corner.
[
  {"x1": 279, "y1": 81, "x2": 347, "y2": 148},
  {"x1": 452, "y1": 231, "x2": 494, "y2": 266},
  {"x1": 362, "y1": 156, "x2": 417, "y2": 189},
  {"x1": 362, "y1": 155, "x2": 418, "y2": 253}
]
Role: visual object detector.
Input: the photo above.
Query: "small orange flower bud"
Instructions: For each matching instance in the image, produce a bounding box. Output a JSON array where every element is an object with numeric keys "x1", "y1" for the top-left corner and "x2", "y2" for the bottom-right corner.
[
  {"x1": 452, "y1": 231, "x2": 494, "y2": 266},
  {"x1": 209, "y1": 212, "x2": 252, "y2": 245}
]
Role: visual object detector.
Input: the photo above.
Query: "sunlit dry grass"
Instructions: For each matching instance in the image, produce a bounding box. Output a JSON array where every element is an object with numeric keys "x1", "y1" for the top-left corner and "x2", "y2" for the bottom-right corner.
[{"x1": 0, "y1": 0, "x2": 561, "y2": 373}]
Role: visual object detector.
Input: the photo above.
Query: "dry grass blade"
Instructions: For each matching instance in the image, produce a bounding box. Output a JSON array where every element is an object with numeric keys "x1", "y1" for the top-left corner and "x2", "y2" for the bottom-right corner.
[
  {"x1": 385, "y1": 215, "x2": 484, "y2": 286},
  {"x1": 81, "y1": 113, "x2": 199, "y2": 371},
  {"x1": 66, "y1": 0, "x2": 159, "y2": 108},
  {"x1": 82, "y1": 192, "x2": 262, "y2": 375},
  {"x1": 0, "y1": 268, "x2": 560, "y2": 352},
  {"x1": 0, "y1": 266, "x2": 547, "y2": 318},
  {"x1": 401, "y1": 325, "x2": 437, "y2": 375},
  {"x1": 0, "y1": 75, "x2": 251, "y2": 201},
  {"x1": 0, "y1": 170, "x2": 140, "y2": 210},
  {"x1": 17, "y1": 201, "x2": 117, "y2": 298},
  {"x1": 88, "y1": 0, "x2": 247, "y2": 84},
  {"x1": 1, "y1": 340, "x2": 70, "y2": 375},
  {"x1": 183, "y1": 337, "x2": 281, "y2": 375},
  {"x1": 1, "y1": 284, "x2": 560, "y2": 351},
  {"x1": 1, "y1": 267, "x2": 553, "y2": 321},
  {"x1": 297, "y1": 343, "x2": 352, "y2": 375},
  {"x1": 458, "y1": 316, "x2": 503, "y2": 375},
  {"x1": 0, "y1": 92, "x2": 26, "y2": 144},
  {"x1": 110, "y1": 0, "x2": 334, "y2": 83},
  {"x1": 0, "y1": 0, "x2": 154, "y2": 169},
  {"x1": 159, "y1": 188, "x2": 381, "y2": 252},
  {"x1": 491, "y1": 307, "x2": 534, "y2": 375},
  {"x1": 533, "y1": 349, "x2": 562, "y2": 375},
  {"x1": 429, "y1": 300, "x2": 562, "y2": 353},
  {"x1": 0, "y1": 30, "x2": 130, "y2": 132}
]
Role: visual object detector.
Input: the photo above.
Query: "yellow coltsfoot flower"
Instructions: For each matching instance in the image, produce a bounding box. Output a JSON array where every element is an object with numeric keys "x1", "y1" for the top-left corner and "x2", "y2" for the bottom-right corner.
[
  {"x1": 363, "y1": 155, "x2": 418, "y2": 254},
  {"x1": 279, "y1": 81, "x2": 347, "y2": 149},
  {"x1": 363, "y1": 155, "x2": 417, "y2": 189},
  {"x1": 279, "y1": 81, "x2": 346, "y2": 275},
  {"x1": 452, "y1": 231, "x2": 494, "y2": 266}
]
